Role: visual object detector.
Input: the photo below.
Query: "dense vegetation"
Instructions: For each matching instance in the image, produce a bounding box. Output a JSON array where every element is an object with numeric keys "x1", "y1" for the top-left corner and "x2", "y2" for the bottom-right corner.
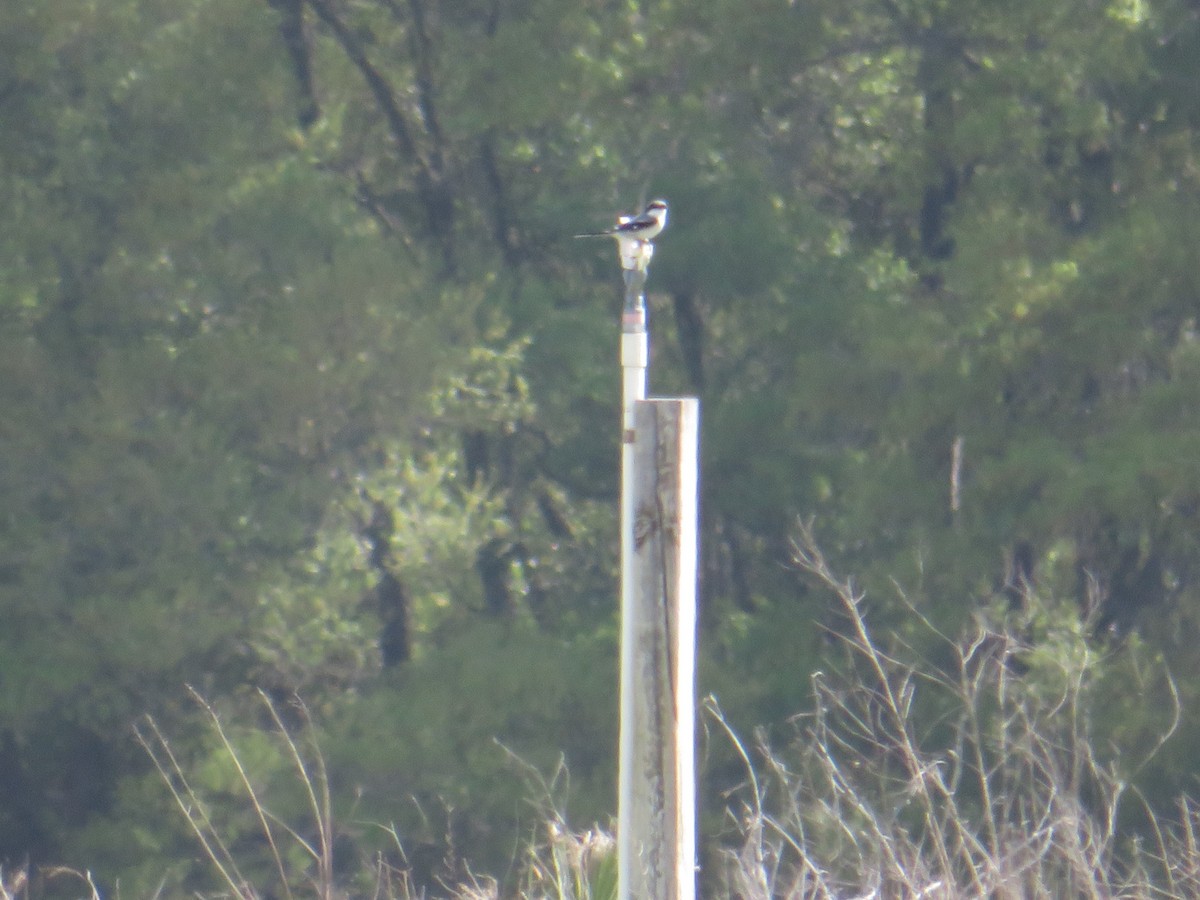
[{"x1": 2, "y1": 0, "x2": 1199, "y2": 894}]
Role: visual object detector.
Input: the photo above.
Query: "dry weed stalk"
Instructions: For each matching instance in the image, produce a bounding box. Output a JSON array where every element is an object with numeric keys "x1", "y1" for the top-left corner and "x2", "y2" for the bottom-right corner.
[{"x1": 135, "y1": 687, "x2": 339, "y2": 900}]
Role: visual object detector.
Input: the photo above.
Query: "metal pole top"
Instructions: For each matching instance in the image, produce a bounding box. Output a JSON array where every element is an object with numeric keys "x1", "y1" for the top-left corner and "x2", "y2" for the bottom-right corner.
[{"x1": 620, "y1": 238, "x2": 654, "y2": 320}]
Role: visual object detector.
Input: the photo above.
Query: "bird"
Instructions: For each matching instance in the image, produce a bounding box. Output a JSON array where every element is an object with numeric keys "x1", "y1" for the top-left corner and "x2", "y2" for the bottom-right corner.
[{"x1": 574, "y1": 199, "x2": 669, "y2": 244}]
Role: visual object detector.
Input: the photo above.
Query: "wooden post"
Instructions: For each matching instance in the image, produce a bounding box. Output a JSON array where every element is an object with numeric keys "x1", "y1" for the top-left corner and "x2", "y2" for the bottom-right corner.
[{"x1": 618, "y1": 398, "x2": 699, "y2": 900}]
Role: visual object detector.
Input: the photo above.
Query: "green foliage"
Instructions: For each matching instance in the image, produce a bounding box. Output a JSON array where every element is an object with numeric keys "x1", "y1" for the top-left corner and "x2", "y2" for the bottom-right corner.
[
  {"x1": 326, "y1": 621, "x2": 618, "y2": 881},
  {"x1": 3, "y1": 0, "x2": 1200, "y2": 889}
]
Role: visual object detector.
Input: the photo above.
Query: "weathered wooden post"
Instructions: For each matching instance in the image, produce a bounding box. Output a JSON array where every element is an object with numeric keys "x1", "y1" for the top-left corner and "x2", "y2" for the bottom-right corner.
[
  {"x1": 610, "y1": 219, "x2": 698, "y2": 900},
  {"x1": 623, "y1": 397, "x2": 698, "y2": 900}
]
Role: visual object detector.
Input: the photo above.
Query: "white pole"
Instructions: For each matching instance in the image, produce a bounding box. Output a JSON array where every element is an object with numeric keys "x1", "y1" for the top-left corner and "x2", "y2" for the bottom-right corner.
[
  {"x1": 615, "y1": 236, "x2": 699, "y2": 900},
  {"x1": 618, "y1": 276, "x2": 649, "y2": 900}
]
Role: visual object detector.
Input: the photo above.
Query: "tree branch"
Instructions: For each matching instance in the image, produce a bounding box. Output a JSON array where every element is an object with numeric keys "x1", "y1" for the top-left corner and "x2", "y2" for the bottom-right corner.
[
  {"x1": 305, "y1": 0, "x2": 420, "y2": 159},
  {"x1": 305, "y1": 0, "x2": 456, "y2": 267}
]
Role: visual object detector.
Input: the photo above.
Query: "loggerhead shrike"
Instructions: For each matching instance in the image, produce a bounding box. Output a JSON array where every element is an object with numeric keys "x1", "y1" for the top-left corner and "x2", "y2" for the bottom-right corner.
[{"x1": 575, "y1": 199, "x2": 669, "y2": 244}]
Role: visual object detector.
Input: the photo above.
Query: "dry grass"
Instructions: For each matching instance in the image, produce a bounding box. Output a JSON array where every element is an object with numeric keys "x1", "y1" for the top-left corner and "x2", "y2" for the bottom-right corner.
[
  {"x1": 134, "y1": 690, "x2": 615, "y2": 899},
  {"x1": 0, "y1": 865, "x2": 101, "y2": 900},
  {"x1": 706, "y1": 521, "x2": 1195, "y2": 899},
  {"x1": 128, "y1": 522, "x2": 1200, "y2": 898},
  {"x1": 135, "y1": 687, "x2": 340, "y2": 900}
]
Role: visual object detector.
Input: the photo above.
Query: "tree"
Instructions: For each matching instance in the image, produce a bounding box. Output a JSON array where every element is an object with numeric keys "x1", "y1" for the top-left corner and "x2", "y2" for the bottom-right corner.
[{"x1": 3, "y1": 0, "x2": 1200, "y2": 884}]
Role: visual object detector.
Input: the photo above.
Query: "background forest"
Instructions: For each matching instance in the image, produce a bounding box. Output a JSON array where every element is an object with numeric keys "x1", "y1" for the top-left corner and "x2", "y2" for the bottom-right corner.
[{"x1": 2, "y1": 0, "x2": 1200, "y2": 895}]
